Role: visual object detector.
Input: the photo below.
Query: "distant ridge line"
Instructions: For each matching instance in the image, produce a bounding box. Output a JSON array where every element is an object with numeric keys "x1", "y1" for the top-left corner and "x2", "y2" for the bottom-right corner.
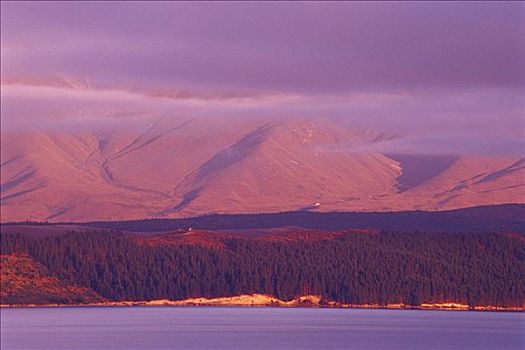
[{"x1": 4, "y1": 204, "x2": 522, "y2": 234}]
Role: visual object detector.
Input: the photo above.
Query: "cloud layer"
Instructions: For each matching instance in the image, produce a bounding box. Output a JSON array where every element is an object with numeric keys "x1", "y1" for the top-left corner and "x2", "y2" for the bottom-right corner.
[{"x1": 1, "y1": 2, "x2": 524, "y2": 154}]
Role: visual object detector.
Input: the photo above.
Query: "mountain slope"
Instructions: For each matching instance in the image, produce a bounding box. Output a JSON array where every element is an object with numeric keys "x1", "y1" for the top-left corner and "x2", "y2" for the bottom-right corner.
[{"x1": 1, "y1": 118, "x2": 523, "y2": 222}]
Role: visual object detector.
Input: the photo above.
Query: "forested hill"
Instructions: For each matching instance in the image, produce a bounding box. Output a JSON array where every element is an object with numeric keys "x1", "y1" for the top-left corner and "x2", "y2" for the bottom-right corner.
[
  {"x1": 84, "y1": 204, "x2": 525, "y2": 233},
  {"x1": 1, "y1": 230, "x2": 524, "y2": 307}
]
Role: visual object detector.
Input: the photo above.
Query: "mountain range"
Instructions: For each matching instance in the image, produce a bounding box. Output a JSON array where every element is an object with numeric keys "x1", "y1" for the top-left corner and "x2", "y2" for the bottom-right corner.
[{"x1": 1, "y1": 118, "x2": 523, "y2": 222}]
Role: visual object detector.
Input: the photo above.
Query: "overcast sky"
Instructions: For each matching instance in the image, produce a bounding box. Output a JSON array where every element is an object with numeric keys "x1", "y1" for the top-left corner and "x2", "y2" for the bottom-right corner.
[{"x1": 1, "y1": 1, "x2": 524, "y2": 154}]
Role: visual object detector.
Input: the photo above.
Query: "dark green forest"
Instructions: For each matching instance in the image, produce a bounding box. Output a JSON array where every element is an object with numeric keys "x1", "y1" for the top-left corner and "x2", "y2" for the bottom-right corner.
[{"x1": 1, "y1": 231, "x2": 524, "y2": 307}]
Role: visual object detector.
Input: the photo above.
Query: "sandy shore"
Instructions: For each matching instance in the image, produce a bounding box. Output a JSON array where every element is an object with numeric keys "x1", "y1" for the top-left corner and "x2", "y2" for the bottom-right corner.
[{"x1": 1, "y1": 294, "x2": 523, "y2": 311}]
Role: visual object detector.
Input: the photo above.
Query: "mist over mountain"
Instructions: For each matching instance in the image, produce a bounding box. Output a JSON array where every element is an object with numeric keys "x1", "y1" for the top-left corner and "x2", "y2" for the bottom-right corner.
[{"x1": 1, "y1": 2, "x2": 524, "y2": 222}]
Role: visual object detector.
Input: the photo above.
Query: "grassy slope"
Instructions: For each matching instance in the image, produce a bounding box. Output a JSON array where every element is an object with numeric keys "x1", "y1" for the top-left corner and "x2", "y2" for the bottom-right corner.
[{"x1": 1, "y1": 253, "x2": 105, "y2": 305}]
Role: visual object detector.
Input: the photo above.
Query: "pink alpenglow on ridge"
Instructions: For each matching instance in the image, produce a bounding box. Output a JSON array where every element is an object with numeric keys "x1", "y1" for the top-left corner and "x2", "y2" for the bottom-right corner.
[{"x1": 0, "y1": 2, "x2": 524, "y2": 221}]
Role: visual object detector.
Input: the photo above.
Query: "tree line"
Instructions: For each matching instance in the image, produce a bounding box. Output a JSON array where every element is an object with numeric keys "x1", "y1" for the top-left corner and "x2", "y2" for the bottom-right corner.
[{"x1": 1, "y1": 230, "x2": 524, "y2": 306}]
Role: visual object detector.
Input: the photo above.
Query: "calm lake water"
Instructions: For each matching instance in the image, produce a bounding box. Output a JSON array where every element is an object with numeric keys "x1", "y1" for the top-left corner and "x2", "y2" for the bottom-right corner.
[{"x1": 1, "y1": 307, "x2": 524, "y2": 350}]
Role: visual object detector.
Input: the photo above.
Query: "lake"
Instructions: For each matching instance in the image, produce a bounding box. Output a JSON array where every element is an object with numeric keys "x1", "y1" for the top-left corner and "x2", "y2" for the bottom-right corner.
[{"x1": 1, "y1": 307, "x2": 523, "y2": 350}]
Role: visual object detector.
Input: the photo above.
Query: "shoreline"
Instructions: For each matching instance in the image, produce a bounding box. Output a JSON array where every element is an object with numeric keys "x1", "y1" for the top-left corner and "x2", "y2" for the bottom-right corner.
[{"x1": 2, "y1": 294, "x2": 523, "y2": 312}]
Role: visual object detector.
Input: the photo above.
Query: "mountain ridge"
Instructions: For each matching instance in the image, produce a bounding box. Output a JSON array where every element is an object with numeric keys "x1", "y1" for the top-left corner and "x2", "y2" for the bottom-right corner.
[
  {"x1": 2, "y1": 204, "x2": 524, "y2": 234},
  {"x1": 1, "y1": 118, "x2": 523, "y2": 222}
]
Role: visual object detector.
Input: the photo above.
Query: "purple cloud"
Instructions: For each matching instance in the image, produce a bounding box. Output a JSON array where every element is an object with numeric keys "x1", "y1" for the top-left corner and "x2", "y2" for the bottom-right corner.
[
  {"x1": 2, "y1": 2, "x2": 523, "y2": 93},
  {"x1": 1, "y1": 2, "x2": 524, "y2": 155}
]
